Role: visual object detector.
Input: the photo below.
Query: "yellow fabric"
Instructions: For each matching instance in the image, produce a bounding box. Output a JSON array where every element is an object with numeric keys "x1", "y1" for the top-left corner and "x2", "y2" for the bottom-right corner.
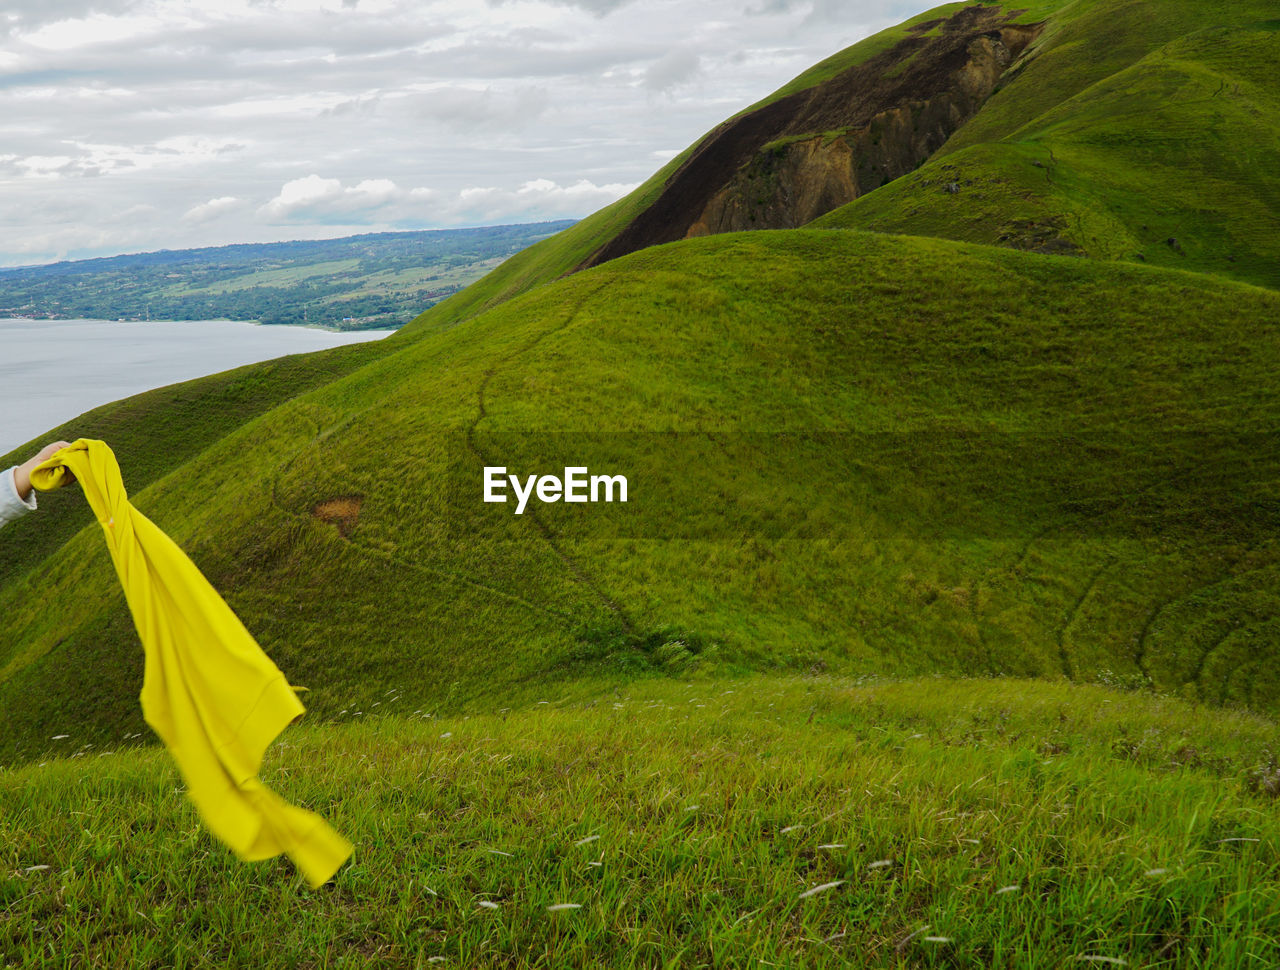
[{"x1": 32, "y1": 439, "x2": 351, "y2": 888}]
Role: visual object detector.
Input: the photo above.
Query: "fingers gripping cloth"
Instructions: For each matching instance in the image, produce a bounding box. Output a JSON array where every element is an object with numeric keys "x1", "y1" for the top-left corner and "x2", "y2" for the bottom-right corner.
[{"x1": 32, "y1": 439, "x2": 352, "y2": 888}]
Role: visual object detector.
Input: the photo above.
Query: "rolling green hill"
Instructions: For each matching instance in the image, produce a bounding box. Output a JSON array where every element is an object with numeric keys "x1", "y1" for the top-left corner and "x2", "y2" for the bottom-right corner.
[
  {"x1": 4, "y1": 228, "x2": 1278, "y2": 761},
  {"x1": 3, "y1": 0, "x2": 1280, "y2": 963},
  {"x1": 3, "y1": 0, "x2": 1278, "y2": 762},
  {"x1": 813, "y1": 8, "x2": 1280, "y2": 288}
]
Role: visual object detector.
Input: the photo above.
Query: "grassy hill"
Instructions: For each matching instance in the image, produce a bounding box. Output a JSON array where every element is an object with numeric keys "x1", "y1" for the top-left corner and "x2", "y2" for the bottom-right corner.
[
  {"x1": 3, "y1": 0, "x2": 1279, "y2": 963},
  {"x1": 813, "y1": 4, "x2": 1280, "y2": 288},
  {"x1": 4, "y1": 229, "x2": 1278, "y2": 761}
]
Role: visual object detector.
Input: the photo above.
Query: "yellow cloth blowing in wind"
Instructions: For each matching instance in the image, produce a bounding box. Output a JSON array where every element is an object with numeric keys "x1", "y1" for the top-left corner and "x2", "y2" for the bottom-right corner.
[{"x1": 32, "y1": 439, "x2": 351, "y2": 888}]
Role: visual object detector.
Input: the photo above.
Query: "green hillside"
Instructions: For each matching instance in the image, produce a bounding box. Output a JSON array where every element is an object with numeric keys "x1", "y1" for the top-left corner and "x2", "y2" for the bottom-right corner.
[
  {"x1": 4, "y1": 229, "x2": 1279, "y2": 762},
  {"x1": 0, "y1": 337, "x2": 403, "y2": 614},
  {"x1": 813, "y1": 4, "x2": 1280, "y2": 288},
  {"x1": 2, "y1": 0, "x2": 1278, "y2": 759},
  {"x1": 3, "y1": 0, "x2": 1280, "y2": 963}
]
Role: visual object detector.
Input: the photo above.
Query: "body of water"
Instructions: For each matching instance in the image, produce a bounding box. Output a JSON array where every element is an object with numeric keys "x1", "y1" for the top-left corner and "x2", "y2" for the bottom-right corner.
[{"x1": 0, "y1": 317, "x2": 394, "y2": 457}]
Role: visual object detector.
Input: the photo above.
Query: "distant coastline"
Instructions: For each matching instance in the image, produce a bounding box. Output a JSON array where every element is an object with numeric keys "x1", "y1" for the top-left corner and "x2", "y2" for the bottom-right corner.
[
  {"x1": 0, "y1": 221, "x2": 573, "y2": 332},
  {"x1": 0, "y1": 317, "x2": 393, "y2": 455},
  {"x1": 0, "y1": 313, "x2": 380, "y2": 334}
]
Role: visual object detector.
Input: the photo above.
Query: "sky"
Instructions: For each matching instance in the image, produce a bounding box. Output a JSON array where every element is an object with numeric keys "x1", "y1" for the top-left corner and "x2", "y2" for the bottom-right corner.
[{"x1": 0, "y1": 0, "x2": 918, "y2": 267}]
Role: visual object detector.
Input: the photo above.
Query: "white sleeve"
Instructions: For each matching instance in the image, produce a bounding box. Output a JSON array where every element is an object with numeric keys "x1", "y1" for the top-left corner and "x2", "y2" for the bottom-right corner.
[{"x1": 0, "y1": 465, "x2": 37, "y2": 529}]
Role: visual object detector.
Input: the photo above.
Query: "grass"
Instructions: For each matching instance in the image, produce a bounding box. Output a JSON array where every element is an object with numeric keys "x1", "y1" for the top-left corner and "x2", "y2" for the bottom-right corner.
[
  {"x1": 4, "y1": 230, "x2": 1279, "y2": 764},
  {"x1": 396, "y1": 163, "x2": 687, "y2": 336},
  {"x1": 4, "y1": 674, "x2": 1280, "y2": 967}
]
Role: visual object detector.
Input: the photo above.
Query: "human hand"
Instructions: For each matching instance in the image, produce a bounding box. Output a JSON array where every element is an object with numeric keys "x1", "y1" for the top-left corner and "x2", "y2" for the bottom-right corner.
[{"x1": 14, "y1": 440, "x2": 73, "y2": 499}]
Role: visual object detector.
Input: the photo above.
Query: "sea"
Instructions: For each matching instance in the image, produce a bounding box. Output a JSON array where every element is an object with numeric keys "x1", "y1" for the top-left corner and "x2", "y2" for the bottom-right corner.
[{"x1": 0, "y1": 317, "x2": 394, "y2": 457}]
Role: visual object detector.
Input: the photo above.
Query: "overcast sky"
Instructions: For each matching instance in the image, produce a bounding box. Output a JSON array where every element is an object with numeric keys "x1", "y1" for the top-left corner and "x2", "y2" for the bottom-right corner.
[{"x1": 0, "y1": 0, "x2": 917, "y2": 266}]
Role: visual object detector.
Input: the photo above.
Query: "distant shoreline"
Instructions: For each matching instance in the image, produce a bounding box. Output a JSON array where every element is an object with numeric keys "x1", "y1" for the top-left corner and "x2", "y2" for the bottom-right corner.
[
  {"x1": 0, "y1": 314, "x2": 399, "y2": 334},
  {"x1": 0, "y1": 221, "x2": 572, "y2": 333},
  {"x1": 0, "y1": 317, "x2": 394, "y2": 455}
]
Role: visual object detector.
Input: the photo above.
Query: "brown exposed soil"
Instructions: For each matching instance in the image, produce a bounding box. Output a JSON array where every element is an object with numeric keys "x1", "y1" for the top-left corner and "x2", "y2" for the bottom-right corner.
[
  {"x1": 580, "y1": 6, "x2": 1043, "y2": 268},
  {"x1": 312, "y1": 495, "x2": 364, "y2": 537}
]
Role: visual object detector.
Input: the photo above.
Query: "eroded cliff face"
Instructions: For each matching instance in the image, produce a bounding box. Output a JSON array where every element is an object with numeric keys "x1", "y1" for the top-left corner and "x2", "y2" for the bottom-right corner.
[
  {"x1": 689, "y1": 28, "x2": 1039, "y2": 235},
  {"x1": 582, "y1": 8, "x2": 1042, "y2": 267}
]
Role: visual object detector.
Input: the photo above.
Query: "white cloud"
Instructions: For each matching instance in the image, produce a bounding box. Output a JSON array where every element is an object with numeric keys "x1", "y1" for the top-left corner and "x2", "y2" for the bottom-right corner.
[
  {"x1": 447, "y1": 176, "x2": 637, "y2": 223},
  {"x1": 486, "y1": 0, "x2": 634, "y2": 17},
  {"x1": 21, "y1": 13, "x2": 169, "y2": 51},
  {"x1": 403, "y1": 84, "x2": 550, "y2": 133},
  {"x1": 256, "y1": 173, "x2": 634, "y2": 226},
  {"x1": 350, "y1": 178, "x2": 398, "y2": 202},
  {"x1": 17, "y1": 155, "x2": 75, "y2": 178},
  {"x1": 209, "y1": 93, "x2": 354, "y2": 120},
  {"x1": 183, "y1": 195, "x2": 243, "y2": 222},
  {"x1": 59, "y1": 136, "x2": 245, "y2": 176},
  {"x1": 259, "y1": 175, "x2": 419, "y2": 221},
  {"x1": 260, "y1": 175, "x2": 346, "y2": 217}
]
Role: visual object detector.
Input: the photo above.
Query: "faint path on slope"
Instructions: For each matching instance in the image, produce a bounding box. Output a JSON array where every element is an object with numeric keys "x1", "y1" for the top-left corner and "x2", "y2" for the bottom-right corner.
[{"x1": 463, "y1": 283, "x2": 638, "y2": 636}]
